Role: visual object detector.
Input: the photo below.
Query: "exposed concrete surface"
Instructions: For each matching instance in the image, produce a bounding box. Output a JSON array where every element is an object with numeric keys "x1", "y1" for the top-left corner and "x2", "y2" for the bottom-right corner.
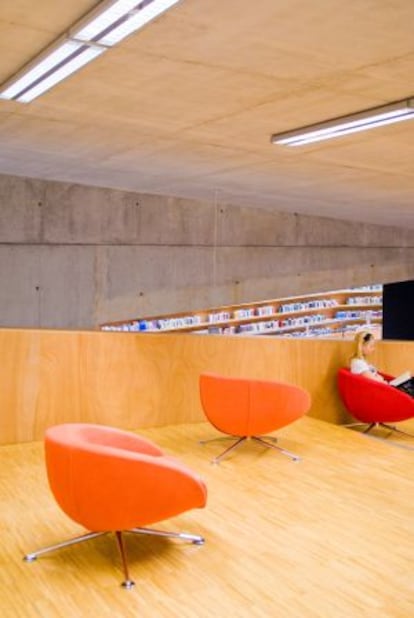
[{"x1": 0, "y1": 174, "x2": 413, "y2": 329}]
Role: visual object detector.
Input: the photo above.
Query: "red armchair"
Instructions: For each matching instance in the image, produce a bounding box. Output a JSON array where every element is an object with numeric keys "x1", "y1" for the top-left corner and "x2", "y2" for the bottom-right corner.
[
  {"x1": 24, "y1": 423, "x2": 207, "y2": 588},
  {"x1": 199, "y1": 373, "x2": 311, "y2": 464},
  {"x1": 337, "y1": 368, "x2": 414, "y2": 436}
]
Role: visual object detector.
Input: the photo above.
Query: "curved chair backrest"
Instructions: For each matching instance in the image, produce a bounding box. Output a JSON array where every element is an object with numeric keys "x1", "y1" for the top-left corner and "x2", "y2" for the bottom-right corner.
[
  {"x1": 199, "y1": 373, "x2": 311, "y2": 437},
  {"x1": 337, "y1": 368, "x2": 414, "y2": 424},
  {"x1": 45, "y1": 423, "x2": 207, "y2": 532}
]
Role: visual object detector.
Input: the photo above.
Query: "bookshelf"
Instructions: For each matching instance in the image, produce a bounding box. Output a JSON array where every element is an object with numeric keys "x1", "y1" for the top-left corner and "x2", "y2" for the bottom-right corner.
[{"x1": 101, "y1": 285, "x2": 382, "y2": 338}]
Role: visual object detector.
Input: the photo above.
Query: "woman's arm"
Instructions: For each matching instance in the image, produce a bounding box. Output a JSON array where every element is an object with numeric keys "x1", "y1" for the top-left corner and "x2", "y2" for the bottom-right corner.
[
  {"x1": 350, "y1": 357, "x2": 387, "y2": 383},
  {"x1": 360, "y1": 370, "x2": 387, "y2": 383}
]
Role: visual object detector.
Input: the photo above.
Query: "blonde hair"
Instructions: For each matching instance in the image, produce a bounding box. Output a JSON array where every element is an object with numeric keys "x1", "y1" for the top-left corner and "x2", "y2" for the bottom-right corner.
[{"x1": 351, "y1": 330, "x2": 374, "y2": 360}]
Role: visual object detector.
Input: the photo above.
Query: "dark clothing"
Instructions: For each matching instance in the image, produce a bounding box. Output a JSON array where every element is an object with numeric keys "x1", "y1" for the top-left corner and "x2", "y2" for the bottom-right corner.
[{"x1": 395, "y1": 378, "x2": 414, "y2": 398}]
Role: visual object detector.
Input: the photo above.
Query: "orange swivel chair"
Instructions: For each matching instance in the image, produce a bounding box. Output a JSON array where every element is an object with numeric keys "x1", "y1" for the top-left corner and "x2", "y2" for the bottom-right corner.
[
  {"x1": 24, "y1": 423, "x2": 207, "y2": 588},
  {"x1": 199, "y1": 373, "x2": 311, "y2": 464}
]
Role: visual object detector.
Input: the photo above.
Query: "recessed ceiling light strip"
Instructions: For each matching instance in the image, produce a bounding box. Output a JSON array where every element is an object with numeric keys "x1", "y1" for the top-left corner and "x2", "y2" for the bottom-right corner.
[
  {"x1": 18, "y1": 46, "x2": 107, "y2": 103},
  {"x1": 72, "y1": 0, "x2": 180, "y2": 46},
  {"x1": 0, "y1": 0, "x2": 181, "y2": 103},
  {"x1": 271, "y1": 98, "x2": 414, "y2": 146},
  {"x1": 0, "y1": 41, "x2": 85, "y2": 100},
  {"x1": 95, "y1": 0, "x2": 181, "y2": 46},
  {"x1": 72, "y1": 0, "x2": 144, "y2": 44},
  {"x1": 276, "y1": 107, "x2": 414, "y2": 145},
  {"x1": 287, "y1": 112, "x2": 414, "y2": 146}
]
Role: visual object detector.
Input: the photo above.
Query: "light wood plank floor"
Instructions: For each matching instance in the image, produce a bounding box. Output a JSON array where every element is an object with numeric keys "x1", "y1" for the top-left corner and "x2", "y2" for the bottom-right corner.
[{"x1": 1, "y1": 417, "x2": 414, "y2": 618}]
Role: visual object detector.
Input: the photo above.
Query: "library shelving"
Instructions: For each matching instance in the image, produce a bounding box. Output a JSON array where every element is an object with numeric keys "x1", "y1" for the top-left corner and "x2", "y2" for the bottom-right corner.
[{"x1": 100, "y1": 285, "x2": 382, "y2": 338}]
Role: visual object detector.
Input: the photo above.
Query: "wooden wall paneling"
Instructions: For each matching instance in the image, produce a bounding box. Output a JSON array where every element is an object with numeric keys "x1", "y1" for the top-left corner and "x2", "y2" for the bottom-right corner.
[{"x1": 1, "y1": 328, "x2": 413, "y2": 445}]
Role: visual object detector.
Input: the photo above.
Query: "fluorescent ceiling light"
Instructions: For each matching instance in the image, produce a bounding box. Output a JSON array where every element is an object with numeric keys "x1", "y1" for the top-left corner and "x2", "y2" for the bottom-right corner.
[
  {"x1": 18, "y1": 46, "x2": 106, "y2": 103},
  {"x1": 0, "y1": 41, "x2": 85, "y2": 100},
  {"x1": 73, "y1": 0, "x2": 144, "y2": 42},
  {"x1": 73, "y1": 0, "x2": 181, "y2": 46},
  {"x1": 0, "y1": 0, "x2": 181, "y2": 103},
  {"x1": 271, "y1": 99, "x2": 414, "y2": 147}
]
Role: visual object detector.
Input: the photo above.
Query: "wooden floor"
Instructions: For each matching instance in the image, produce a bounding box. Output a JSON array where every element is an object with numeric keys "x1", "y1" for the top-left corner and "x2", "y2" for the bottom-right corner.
[{"x1": 1, "y1": 417, "x2": 414, "y2": 618}]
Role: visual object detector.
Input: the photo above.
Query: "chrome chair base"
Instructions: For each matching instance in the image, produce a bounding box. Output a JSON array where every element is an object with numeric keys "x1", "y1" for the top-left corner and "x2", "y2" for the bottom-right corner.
[
  {"x1": 199, "y1": 435, "x2": 238, "y2": 444},
  {"x1": 252, "y1": 436, "x2": 301, "y2": 462},
  {"x1": 23, "y1": 531, "x2": 107, "y2": 562},
  {"x1": 377, "y1": 423, "x2": 414, "y2": 438},
  {"x1": 129, "y1": 526, "x2": 205, "y2": 545},
  {"x1": 24, "y1": 526, "x2": 204, "y2": 588},
  {"x1": 344, "y1": 421, "x2": 414, "y2": 438},
  {"x1": 201, "y1": 433, "x2": 301, "y2": 464}
]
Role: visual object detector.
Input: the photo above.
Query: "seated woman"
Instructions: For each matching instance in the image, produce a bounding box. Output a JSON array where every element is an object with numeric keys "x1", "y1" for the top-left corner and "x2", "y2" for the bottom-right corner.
[
  {"x1": 350, "y1": 331, "x2": 386, "y2": 382},
  {"x1": 350, "y1": 330, "x2": 414, "y2": 396}
]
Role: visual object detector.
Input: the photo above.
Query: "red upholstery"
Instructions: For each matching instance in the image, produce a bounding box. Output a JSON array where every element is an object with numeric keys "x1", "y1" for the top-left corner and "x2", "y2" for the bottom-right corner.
[
  {"x1": 337, "y1": 368, "x2": 414, "y2": 424},
  {"x1": 45, "y1": 423, "x2": 207, "y2": 532},
  {"x1": 200, "y1": 373, "x2": 311, "y2": 437}
]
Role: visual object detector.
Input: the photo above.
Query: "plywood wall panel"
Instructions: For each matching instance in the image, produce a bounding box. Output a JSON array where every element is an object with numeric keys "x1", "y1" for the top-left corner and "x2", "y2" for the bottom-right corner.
[{"x1": 1, "y1": 328, "x2": 412, "y2": 444}]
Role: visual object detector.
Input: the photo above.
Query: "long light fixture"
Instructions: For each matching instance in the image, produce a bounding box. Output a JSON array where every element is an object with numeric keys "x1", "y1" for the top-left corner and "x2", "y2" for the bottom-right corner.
[
  {"x1": 0, "y1": 0, "x2": 181, "y2": 103},
  {"x1": 271, "y1": 98, "x2": 414, "y2": 147}
]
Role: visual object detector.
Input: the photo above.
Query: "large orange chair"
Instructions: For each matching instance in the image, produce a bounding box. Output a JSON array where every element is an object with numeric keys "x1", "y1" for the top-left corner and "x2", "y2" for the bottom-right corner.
[
  {"x1": 199, "y1": 373, "x2": 311, "y2": 464},
  {"x1": 24, "y1": 423, "x2": 207, "y2": 588},
  {"x1": 337, "y1": 367, "x2": 414, "y2": 436}
]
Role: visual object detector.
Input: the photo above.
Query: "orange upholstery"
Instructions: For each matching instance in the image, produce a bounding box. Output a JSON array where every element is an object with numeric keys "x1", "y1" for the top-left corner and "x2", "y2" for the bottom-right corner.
[
  {"x1": 46, "y1": 423, "x2": 207, "y2": 531},
  {"x1": 199, "y1": 373, "x2": 311, "y2": 462},
  {"x1": 25, "y1": 423, "x2": 207, "y2": 587}
]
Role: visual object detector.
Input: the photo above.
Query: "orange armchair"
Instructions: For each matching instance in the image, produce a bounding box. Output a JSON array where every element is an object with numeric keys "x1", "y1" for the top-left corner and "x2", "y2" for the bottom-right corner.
[
  {"x1": 24, "y1": 423, "x2": 207, "y2": 588},
  {"x1": 199, "y1": 373, "x2": 311, "y2": 463},
  {"x1": 337, "y1": 368, "x2": 414, "y2": 436}
]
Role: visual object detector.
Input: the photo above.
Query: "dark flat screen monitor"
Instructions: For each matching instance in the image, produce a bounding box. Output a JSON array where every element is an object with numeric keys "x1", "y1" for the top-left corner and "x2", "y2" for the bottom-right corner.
[{"x1": 382, "y1": 280, "x2": 414, "y2": 340}]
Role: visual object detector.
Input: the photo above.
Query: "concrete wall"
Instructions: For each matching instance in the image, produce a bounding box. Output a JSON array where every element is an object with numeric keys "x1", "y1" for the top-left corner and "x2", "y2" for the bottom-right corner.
[{"x1": 0, "y1": 173, "x2": 413, "y2": 329}]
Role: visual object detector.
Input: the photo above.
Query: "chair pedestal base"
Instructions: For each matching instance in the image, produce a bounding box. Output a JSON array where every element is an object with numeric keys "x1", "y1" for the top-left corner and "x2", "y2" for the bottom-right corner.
[
  {"x1": 379, "y1": 423, "x2": 414, "y2": 438},
  {"x1": 344, "y1": 421, "x2": 414, "y2": 438},
  {"x1": 129, "y1": 526, "x2": 205, "y2": 544},
  {"x1": 115, "y1": 530, "x2": 135, "y2": 588},
  {"x1": 252, "y1": 436, "x2": 301, "y2": 462},
  {"x1": 200, "y1": 434, "x2": 301, "y2": 464},
  {"x1": 24, "y1": 526, "x2": 205, "y2": 588},
  {"x1": 23, "y1": 531, "x2": 107, "y2": 562}
]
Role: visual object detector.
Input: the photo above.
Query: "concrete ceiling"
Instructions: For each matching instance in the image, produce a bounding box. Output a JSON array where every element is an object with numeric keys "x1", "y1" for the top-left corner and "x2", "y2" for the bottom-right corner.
[{"x1": 0, "y1": 0, "x2": 414, "y2": 228}]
